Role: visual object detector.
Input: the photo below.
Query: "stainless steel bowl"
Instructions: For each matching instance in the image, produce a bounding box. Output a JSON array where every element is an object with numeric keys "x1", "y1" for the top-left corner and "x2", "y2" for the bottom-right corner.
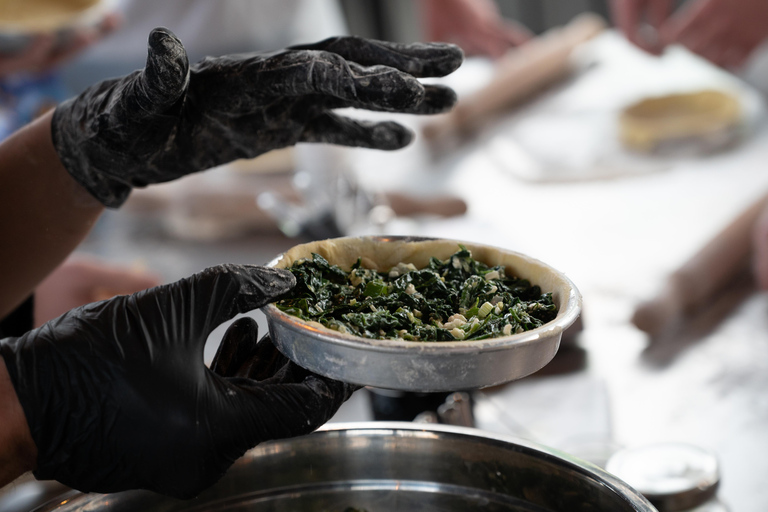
[
  {"x1": 34, "y1": 423, "x2": 654, "y2": 512},
  {"x1": 263, "y1": 236, "x2": 582, "y2": 391}
]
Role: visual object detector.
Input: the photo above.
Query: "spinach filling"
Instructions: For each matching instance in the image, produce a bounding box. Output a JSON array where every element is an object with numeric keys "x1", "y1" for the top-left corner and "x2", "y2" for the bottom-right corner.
[{"x1": 276, "y1": 245, "x2": 558, "y2": 342}]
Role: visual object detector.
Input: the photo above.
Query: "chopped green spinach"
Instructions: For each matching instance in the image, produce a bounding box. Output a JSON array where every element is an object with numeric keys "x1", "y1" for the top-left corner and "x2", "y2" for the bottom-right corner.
[{"x1": 276, "y1": 245, "x2": 557, "y2": 342}]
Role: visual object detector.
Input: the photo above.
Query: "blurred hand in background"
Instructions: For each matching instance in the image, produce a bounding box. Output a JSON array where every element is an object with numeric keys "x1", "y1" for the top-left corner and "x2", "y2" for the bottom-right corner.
[
  {"x1": 611, "y1": 0, "x2": 768, "y2": 69},
  {"x1": 33, "y1": 256, "x2": 160, "y2": 326},
  {"x1": 610, "y1": 0, "x2": 673, "y2": 54},
  {"x1": 421, "y1": 0, "x2": 533, "y2": 58},
  {"x1": 659, "y1": 0, "x2": 768, "y2": 69}
]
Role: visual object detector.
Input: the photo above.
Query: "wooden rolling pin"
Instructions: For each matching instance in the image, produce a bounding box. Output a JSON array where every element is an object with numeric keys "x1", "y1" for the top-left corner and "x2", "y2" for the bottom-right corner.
[
  {"x1": 384, "y1": 192, "x2": 467, "y2": 218},
  {"x1": 632, "y1": 193, "x2": 768, "y2": 337},
  {"x1": 422, "y1": 12, "x2": 606, "y2": 145}
]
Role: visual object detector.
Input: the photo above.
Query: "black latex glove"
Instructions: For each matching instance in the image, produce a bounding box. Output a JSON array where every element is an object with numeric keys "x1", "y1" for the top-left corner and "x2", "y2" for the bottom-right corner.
[
  {"x1": 0, "y1": 265, "x2": 356, "y2": 499},
  {"x1": 52, "y1": 28, "x2": 464, "y2": 207},
  {"x1": 211, "y1": 317, "x2": 352, "y2": 391}
]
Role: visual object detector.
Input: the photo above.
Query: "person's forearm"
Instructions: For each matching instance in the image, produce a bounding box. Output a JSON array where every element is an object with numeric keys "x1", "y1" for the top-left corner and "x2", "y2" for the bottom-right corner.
[
  {"x1": 0, "y1": 355, "x2": 36, "y2": 485},
  {"x1": 0, "y1": 110, "x2": 104, "y2": 319}
]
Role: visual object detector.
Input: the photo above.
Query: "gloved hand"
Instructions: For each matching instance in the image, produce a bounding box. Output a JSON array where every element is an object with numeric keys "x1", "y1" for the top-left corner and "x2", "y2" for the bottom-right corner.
[
  {"x1": 210, "y1": 317, "x2": 358, "y2": 396},
  {"x1": 0, "y1": 264, "x2": 356, "y2": 499},
  {"x1": 52, "y1": 28, "x2": 464, "y2": 207}
]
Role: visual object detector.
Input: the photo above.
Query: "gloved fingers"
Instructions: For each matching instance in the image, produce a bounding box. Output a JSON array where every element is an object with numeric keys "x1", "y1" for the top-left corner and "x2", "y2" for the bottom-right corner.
[
  {"x1": 299, "y1": 112, "x2": 413, "y2": 150},
  {"x1": 247, "y1": 356, "x2": 313, "y2": 387},
  {"x1": 307, "y1": 55, "x2": 427, "y2": 112},
  {"x1": 405, "y1": 84, "x2": 457, "y2": 115},
  {"x1": 289, "y1": 36, "x2": 464, "y2": 78},
  {"x1": 317, "y1": 82, "x2": 456, "y2": 115},
  {"x1": 220, "y1": 50, "x2": 424, "y2": 113},
  {"x1": 212, "y1": 322, "x2": 291, "y2": 381},
  {"x1": 223, "y1": 373, "x2": 357, "y2": 443},
  {"x1": 206, "y1": 265, "x2": 295, "y2": 320},
  {"x1": 134, "y1": 27, "x2": 189, "y2": 116},
  {"x1": 211, "y1": 317, "x2": 260, "y2": 377},
  {"x1": 135, "y1": 265, "x2": 294, "y2": 348},
  {"x1": 244, "y1": 334, "x2": 293, "y2": 381},
  {"x1": 345, "y1": 62, "x2": 458, "y2": 114}
]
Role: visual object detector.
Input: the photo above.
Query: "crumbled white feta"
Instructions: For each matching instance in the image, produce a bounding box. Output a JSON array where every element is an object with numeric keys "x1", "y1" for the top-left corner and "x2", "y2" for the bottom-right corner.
[
  {"x1": 388, "y1": 262, "x2": 417, "y2": 278},
  {"x1": 348, "y1": 271, "x2": 363, "y2": 287},
  {"x1": 441, "y1": 314, "x2": 467, "y2": 330}
]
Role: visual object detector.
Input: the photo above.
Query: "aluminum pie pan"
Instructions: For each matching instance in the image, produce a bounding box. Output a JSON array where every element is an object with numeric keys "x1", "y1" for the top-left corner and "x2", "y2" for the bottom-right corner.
[
  {"x1": 34, "y1": 422, "x2": 654, "y2": 512},
  {"x1": 262, "y1": 236, "x2": 582, "y2": 391}
]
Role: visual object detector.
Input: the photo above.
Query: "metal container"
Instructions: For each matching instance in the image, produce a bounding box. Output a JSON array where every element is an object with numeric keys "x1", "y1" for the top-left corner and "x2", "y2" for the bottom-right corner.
[
  {"x1": 262, "y1": 236, "x2": 582, "y2": 391},
  {"x1": 34, "y1": 423, "x2": 655, "y2": 512}
]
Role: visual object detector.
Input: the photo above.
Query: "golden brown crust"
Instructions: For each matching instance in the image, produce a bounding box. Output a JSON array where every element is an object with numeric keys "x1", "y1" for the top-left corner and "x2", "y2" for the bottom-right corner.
[{"x1": 619, "y1": 89, "x2": 741, "y2": 152}]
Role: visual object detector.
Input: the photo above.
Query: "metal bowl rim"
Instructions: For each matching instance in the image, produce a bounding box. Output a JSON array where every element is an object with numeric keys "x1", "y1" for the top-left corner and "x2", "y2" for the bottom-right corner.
[
  {"x1": 30, "y1": 422, "x2": 655, "y2": 512},
  {"x1": 310, "y1": 421, "x2": 655, "y2": 510}
]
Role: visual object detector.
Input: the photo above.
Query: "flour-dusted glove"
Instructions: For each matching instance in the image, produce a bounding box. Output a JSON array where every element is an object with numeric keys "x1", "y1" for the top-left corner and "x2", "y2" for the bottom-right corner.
[
  {"x1": 0, "y1": 265, "x2": 355, "y2": 499},
  {"x1": 52, "y1": 28, "x2": 464, "y2": 207}
]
